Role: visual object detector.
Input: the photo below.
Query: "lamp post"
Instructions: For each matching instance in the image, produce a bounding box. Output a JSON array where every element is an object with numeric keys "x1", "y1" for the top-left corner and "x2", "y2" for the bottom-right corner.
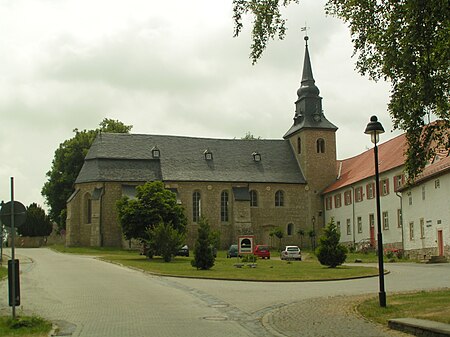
[{"x1": 365, "y1": 115, "x2": 386, "y2": 307}]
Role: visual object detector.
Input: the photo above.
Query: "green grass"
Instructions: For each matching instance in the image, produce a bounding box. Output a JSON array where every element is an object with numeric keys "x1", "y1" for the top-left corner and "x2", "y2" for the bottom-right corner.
[
  {"x1": 358, "y1": 289, "x2": 450, "y2": 325},
  {"x1": 0, "y1": 315, "x2": 52, "y2": 337},
  {"x1": 50, "y1": 245, "x2": 379, "y2": 281},
  {"x1": 0, "y1": 263, "x2": 7, "y2": 280}
]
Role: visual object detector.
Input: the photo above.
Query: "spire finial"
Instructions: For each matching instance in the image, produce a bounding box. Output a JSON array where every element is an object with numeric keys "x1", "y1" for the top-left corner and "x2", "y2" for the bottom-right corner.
[{"x1": 301, "y1": 24, "x2": 309, "y2": 46}]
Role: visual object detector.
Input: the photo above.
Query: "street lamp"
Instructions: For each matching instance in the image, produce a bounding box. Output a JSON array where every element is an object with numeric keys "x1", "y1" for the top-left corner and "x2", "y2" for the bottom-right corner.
[{"x1": 364, "y1": 115, "x2": 386, "y2": 307}]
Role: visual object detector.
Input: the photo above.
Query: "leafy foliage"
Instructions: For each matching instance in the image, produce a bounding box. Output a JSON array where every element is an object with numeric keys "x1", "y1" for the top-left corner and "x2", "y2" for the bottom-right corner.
[
  {"x1": 316, "y1": 219, "x2": 347, "y2": 268},
  {"x1": 116, "y1": 181, "x2": 187, "y2": 241},
  {"x1": 241, "y1": 131, "x2": 261, "y2": 140},
  {"x1": 42, "y1": 118, "x2": 132, "y2": 230},
  {"x1": 269, "y1": 227, "x2": 284, "y2": 250},
  {"x1": 191, "y1": 217, "x2": 215, "y2": 270},
  {"x1": 146, "y1": 222, "x2": 185, "y2": 262},
  {"x1": 233, "y1": 0, "x2": 450, "y2": 180},
  {"x1": 17, "y1": 203, "x2": 52, "y2": 237}
]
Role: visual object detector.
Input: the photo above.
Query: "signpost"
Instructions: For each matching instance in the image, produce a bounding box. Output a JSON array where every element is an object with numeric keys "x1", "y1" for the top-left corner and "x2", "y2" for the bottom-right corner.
[
  {"x1": 0, "y1": 177, "x2": 27, "y2": 319},
  {"x1": 238, "y1": 235, "x2": 254, "y2": 256}
]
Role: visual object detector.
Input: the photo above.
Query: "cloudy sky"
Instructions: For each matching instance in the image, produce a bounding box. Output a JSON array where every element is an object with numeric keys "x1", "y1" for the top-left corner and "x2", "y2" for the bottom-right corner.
[{"x1": 0, "y1": 0, "x2": 400, "y2": 209}]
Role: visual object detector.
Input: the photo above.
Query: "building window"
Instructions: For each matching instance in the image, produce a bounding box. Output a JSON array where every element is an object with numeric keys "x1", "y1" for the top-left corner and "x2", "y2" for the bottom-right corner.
[
  {"x1": 369, "y1": 214, "x2": 375, "y2": 228},
  {"x1": 366, "y1": 183, "x2": 375, "y2": 199},
  {"x1": 435, "y1": 179, "x2": 440, "y2": 189},
  {"x1": 220, "y1": 191, "x2": 229, "y2": 222},
  {"x1": 275, "y1": 190, "x2": 284, "y2": 207},
  {"x1": 357, "y1": 217, "x2": 362, "y2": 233},
  {"x1": 397, "y1": 209, "x2": 402, "y2": 228},
  {"x1": 383, "y1": 211, "x2": 389, "y2": 230},
  {"x1": 287, "y1": 223, "x2": 294, "y2": 236},
  {"x1": 394, "y1": 174, "x2": 405, "y2": 192},
  {"x1": 325, "y1": 196, "x2": 333, "y2": 210},
  {"x1": 420, "y1": 218, "x2": 425, "y2": 238},
  {"x1": 355, "y1": 186, "x2": 363, "y2": 202},
  {"x1": 297, "y1": 137, "x2": 301, "y2": 154},
  {"x1": 336, "y1": 221, "x2": 341, "y2": 233},
  {"x1": 250, "y1": 190, "x2": 258, "y2": 207},
  {"x1": 85, "y1": 194, "x2": 92, "y2": 224},
  {"x1": 346, "y1": 219, "x2": 351, "y2": 235},
  {"x1": 192, "y1": 191, "x2": 201, "y2": 222},
  {"x1": 381, "y1": 178, "x2": 390, "y2": 196},
  {"x1": 408, "y1": 193, "x2": 413, "y2": 205},
  {"x1": 316, "y1": 138, "x2": 325, "y2": 153},
  {"x1": 422, "y1": 186, "x2": 426, "y2": 200},
  {"x1": 409, "y1": 222, "x2": 414, "y2": 240},
  {"x1": 334, "y1": 194, "x2": 342, "y2": 208},
  {"x1": 344, "y1": 190, "x2": 352, "y2": 205}
]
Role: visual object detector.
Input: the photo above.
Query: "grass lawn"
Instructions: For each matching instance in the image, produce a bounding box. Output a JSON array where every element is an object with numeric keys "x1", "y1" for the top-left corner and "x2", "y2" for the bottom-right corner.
[
  {"x1": 50, "y1": 245, "x2": 379, "y2": 281},
  {"x1": 358, "y1": 289, "x2": 450, "y2": 325},
  {"x1": 0, "y1": 263, "x2": 7, "y2": 280},
  {"x1": 0, "y1": 315, "x2": 52, "y2": 337}
]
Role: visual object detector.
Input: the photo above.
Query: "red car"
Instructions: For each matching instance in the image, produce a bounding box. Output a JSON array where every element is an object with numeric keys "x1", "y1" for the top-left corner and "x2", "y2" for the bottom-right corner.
[{"x1": 254, "y1": 245, "x2": 270, "y2": 259}]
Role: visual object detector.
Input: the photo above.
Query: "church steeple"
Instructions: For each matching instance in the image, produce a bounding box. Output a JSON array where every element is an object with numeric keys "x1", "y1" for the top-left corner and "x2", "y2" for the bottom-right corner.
[{"x1": 284, "y1": 36, "x2": 337, "y2": 139}]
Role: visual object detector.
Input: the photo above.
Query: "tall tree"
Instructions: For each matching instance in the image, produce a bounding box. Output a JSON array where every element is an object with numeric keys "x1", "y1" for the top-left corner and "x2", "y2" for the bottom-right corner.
[
  {"x1": 316, "y1": 218, "x2": 347, "y2": 268},
  {"x1": 232, "y1": 0, "x2": 450, "y2": 180},
  {"x1": 18, "y1": 203, "x2": 53, "y2": 237},
  {"x1": 116, "y1": 181, "x2": 187, "y2": 242},
  {"x1": 42, "y1": 118, "x2": 132, "y2": 229},
  {"x1": 191, "y1": 217, "x2": 215, "y2": 270}
]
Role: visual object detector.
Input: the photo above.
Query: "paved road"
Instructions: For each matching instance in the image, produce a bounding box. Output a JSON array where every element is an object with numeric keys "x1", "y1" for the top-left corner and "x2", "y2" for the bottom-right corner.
[{"x1": 1, "y1": 248, "x2": 449, "y2": 337}]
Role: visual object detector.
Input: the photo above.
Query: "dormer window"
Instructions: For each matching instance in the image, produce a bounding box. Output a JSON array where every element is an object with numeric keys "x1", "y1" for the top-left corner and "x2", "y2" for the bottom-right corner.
[
  {"x1": 252, "y1": 151, "x2": 261, "y2": 162},
  {"x1": 151, "y1": 146, "x2": 160, "y2": 159},
  {"x1": 204, "y1": 149, "x2": 213, "y2": 160}
]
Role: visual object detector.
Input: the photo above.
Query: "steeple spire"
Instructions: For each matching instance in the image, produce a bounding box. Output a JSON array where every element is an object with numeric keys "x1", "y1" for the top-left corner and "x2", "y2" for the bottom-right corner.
[{"x1": 283, "y1": 35, "x2": 337, "y2": 139}]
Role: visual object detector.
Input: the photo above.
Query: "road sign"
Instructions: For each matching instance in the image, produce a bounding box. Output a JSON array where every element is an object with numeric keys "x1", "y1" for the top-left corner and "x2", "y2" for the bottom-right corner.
[{"x1": 0, "y1": 201, "x2": 27, "y2": 228}]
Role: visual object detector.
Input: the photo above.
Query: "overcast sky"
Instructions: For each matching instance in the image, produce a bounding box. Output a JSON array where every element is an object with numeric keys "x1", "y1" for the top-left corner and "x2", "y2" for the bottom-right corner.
[{"x1": 0, "y1": 0, "x2": 400, "y2": 209}]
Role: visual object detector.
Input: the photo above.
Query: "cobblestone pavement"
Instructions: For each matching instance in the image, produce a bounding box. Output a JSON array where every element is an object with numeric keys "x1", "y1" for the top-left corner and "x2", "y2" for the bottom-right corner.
[{"x1": 1, "y1": 249, "x2": 449, "y2": 337}]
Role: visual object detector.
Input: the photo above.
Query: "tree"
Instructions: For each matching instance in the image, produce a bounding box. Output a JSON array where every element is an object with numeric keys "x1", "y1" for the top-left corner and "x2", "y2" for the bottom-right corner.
[
  {"x1": 42, "y1": 118, "x2": 132, "y2": 230},
  {"x1": 316, "y1": 219, "x2": 347, "y2": 268},
  {"x1": 233, "y1": 0, "x2": 450, "y2": 180},
  {"x1": 191, "y1": 217, "x2": 215, "y2": 270},
  {"x1": 297, "y1": 229, "x2": 305, "y2": 247},
  {"x1": 116, "y1": 181, "x2": 187, "y2": 242},
  {"x1": 146, "y1": 222, "x2": 185, "y2": 262},
  {"x1": 308, "y1": 229, "x2": 316, "y2": 251},
  {"x1": 270, "y1": 227, "x2": 284, "y2": 250},
  {"x1": 17, "y1": 203, "x2": 53, "y2": 237},
  {"x1": 241, "y1": 132, "x2": 261, "y2": 140}
]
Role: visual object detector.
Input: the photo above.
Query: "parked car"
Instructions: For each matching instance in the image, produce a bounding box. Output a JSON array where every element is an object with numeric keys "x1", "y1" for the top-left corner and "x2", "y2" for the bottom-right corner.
[
  {"x1": 176, "y1": 244, "x2": 189, "y2": 257},
  {"x1": 227, "y1": 244, "x2": 239, "y2": 258},
  {"x1": 254, "y1": 245, "x2": 270, "y2": 259},
  {"x1": 281, "y1": 246, "x2": 302, "y2": 260}
]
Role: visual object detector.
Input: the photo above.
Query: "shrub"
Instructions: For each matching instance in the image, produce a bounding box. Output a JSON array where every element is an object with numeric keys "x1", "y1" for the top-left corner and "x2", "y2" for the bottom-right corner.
[
  {"x1": 241, "y1": 254, "x2": 257, "y2": 263},
  {"x1": 316, "y1": 219, "x2": 348, "y2": 268},
  {"x1": 191, "y1": 217, "x2": 215, "y2": 270},
  {"x1": 146, "y1": 222, "x2": 185, "y2": 262}
]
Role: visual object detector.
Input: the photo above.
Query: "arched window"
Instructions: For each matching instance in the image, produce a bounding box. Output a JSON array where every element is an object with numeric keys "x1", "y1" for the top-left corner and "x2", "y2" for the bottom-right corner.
[
  {"x1": 275, "y1": 190, "x2": 284, "y2": 207},
  {"x1": 250, "y1": 190, "x2": 258, "y2": 207},
  {"x1": 287, "y1": 223, "x2": 294, "y2": 236},
  {"x1": 84, "y1": 193, "x2": 92, "y2": 224},
  {"x1": 220, "y1": 191, "x2": 229, "y2": 222},
  {"x1": 297, "y1": 137, "x2": 301, "y2": 154},
  {"x1": 316, "y1": 138, "x2": 325, "y2": 153},
  {"x1": 192, "y1": 191, "x2": 201, "y2": 222}
]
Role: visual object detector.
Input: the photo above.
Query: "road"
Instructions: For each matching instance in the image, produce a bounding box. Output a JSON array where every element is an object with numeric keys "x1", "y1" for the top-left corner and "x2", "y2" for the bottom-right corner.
[{"x1": 1, "y1": 248, "x2": 449, "y2": 337}]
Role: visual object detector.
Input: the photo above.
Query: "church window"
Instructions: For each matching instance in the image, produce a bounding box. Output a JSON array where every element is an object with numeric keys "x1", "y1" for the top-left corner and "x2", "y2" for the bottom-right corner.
[
  {"x1": 275, "y1": 190, "x2": 284, "y2": 207},
  {"x1": 297, "y1": 137, "x2": 301, "y2": 154},
  {"x1": 287, "y1": 223, "x2": 294, "y2": 236},
  {"x1": 84, "y1": 193, "x2": 92, "y2": 224},
  {"x1": 192, "y1": 191, "x2": 201, "y2": 222},
  {"x1": 316, "y1": 138, "x2": 325, "y2": 153},
  {"x1": 250, "y1": 190, "x2": 258, "y2": 207},
  {"x1": 220, "y1": 191, "x2": 229, "y2": 222}
]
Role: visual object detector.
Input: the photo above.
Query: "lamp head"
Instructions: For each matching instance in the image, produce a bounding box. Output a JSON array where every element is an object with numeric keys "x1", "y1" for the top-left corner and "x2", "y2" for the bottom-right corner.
[{"x1": 364, "y1": 116, "x2": 385, "y2": 144}]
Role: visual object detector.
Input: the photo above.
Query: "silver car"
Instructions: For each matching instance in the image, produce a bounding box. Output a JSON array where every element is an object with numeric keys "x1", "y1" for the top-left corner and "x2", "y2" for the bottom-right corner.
[{"x1": 281, "y1": 246, "x2": 302, "y2": 260}]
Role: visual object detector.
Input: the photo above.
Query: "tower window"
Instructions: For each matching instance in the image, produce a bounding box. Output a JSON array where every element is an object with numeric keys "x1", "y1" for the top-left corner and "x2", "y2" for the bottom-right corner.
[
  {"x1": 287, "y1": 223, "x2": 294, "y2": 236},
  {"x1": 192, "y1": 191, "x2": 201, "y2": 222},
  {"x1": 220, "y1": 191, "x2": 229, "y2": 222},
  {"x1": 297, "y1": 137, "x2": 301, "y2": 154},
  {"x1": 250, "y1": 190, "x2": 258, "y2": 207},
  {"x1": 316, "y1": 138, "x2": 325, "y2": 153}
]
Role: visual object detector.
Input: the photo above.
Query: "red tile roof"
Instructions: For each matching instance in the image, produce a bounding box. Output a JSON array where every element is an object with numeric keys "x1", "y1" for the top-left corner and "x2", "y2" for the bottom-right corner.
[
  {"x1": 400, "y1": 154, "x2": 450, "y2": 189},
  {"x1": 323, "y1": 133, "x2": 408, "y2": 194}
]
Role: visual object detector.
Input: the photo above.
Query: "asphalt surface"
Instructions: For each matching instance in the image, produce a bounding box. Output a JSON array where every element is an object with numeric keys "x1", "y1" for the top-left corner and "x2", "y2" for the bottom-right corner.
[{"x1": 1, "y1": 248, "x2": 449, "y2": 337}]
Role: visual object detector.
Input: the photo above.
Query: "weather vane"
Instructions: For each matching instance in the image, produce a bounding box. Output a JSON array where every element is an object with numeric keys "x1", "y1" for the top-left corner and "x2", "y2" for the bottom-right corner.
[{"x1": 301, "y1": 24, "x2": 310, "y2": 44}]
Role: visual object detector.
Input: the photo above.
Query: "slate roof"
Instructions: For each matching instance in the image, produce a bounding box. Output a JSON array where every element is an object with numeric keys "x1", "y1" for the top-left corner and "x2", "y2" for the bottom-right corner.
[
  {"x1": 323, "y1": 133, "x2": 408, "y2": 194},
  {"x1": 76, "y1": 133, "x2": 306, "y2": 184}
]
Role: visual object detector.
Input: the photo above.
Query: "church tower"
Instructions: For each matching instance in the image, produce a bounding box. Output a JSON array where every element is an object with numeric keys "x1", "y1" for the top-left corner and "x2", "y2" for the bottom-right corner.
[{"x1": 284, "y1": 36, "x2": 338, "y2": 227}]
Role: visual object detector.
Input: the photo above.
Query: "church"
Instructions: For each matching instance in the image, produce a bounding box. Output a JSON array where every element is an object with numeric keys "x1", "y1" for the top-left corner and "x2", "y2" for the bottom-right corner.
[{"x1": 66, "y1": 37, "x2": 338, "y2": 249}]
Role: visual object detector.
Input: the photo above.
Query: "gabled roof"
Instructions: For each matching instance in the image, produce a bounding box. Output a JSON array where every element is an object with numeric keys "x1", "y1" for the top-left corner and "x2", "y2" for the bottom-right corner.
[
  {"x1": 76, "y1": 133, "x2": 306, "y2": 184},
  {"x1": 323, "y1": 133, "x2": 407, "y2": 194}
]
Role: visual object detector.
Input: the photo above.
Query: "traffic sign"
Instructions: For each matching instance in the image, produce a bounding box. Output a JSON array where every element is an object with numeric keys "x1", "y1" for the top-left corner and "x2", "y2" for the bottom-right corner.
[{"x1": 0, "y1": 201, "x2": 27, "y2": 228}]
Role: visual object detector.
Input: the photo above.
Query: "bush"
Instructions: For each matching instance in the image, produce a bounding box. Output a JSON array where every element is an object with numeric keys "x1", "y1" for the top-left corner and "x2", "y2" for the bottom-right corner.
[
  {"x1": 146, "y1": 222, "x2": 185, "y2": 262},
  {"x1": 241, "y1": 254, "x2": 257, "y2": 263},
  {"x1": 191, "y1": 217, "x2": 215, "y2": 270},
  {"x1": 17, "y1": 203, "x2": 52, "y2": 237},
  {"x1": 316, "y1": 219, "x2": 348, "y2": 268}
]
